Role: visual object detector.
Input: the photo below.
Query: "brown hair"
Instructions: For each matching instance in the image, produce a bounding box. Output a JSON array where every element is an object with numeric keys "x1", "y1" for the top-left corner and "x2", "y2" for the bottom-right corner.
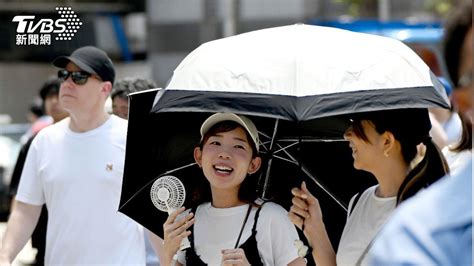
[
  {"x1": 350, "y1": 108, "x2": 449, "y2": 204},
  {"x1": 443, "y1": 0, "x2": 472, "y2": 88},
  {"x1": 450, "y1": 113, "x2": 472, "y2": 152}
]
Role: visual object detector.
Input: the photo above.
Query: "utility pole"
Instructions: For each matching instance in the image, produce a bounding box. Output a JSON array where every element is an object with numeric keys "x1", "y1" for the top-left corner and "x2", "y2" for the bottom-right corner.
[
  {"x1": 222, "y1": 0, "x2": 239, "y2": 37},
  {"x1": 378, "y1": 0, "x2": 390, "y2": 21},
  {"x1": 201, "y1": 0, "x2": 219, "y2": 43}
]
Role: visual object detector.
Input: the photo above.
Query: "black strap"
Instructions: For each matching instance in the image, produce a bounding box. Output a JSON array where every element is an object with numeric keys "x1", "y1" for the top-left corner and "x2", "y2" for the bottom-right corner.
[
  {"x1": 251, "y1": 202, "x2": 265, "y2": 234},
  {"x1": 188, "y1": 205, "x2": 199, "y2": 250},
  {"x1": 234, "y1": 204, "x2": 253, "y2": 248}
]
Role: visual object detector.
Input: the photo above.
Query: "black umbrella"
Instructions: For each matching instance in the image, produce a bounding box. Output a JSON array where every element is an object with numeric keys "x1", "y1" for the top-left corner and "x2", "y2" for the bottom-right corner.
[{"x1": 119, "y1": 25, "x2": 449, "y2": 244}]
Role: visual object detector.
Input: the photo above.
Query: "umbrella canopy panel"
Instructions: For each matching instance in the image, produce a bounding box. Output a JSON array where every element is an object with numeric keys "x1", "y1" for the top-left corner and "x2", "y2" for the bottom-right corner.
[{"x1": 163, "y1": 24, "x2": 449, "y2": 116}]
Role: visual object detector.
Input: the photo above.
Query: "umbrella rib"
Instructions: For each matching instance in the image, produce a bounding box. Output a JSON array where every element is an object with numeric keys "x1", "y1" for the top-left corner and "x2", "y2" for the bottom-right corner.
[
  {"x1": 268, "y1": 119, "x2": 279, "y2": 151},
  {"x1": 273, "y1": 141, "x2": 299, "y2": 154},
  {"x1": 273, "y1": 142, "x2": 348, "y2": 212},
  {"x1": 273, "y1": 155, "x2": 299, "y2": 164},
  {"x1": 261, "y1": 119, "x2": 280, "y2": 199},
  {"x1": 301, "y1": 166, "x2": 348, "y2": 212},
  {"x1": 278, "y1": 138, "x2": 347, "y2": 142},
  {"x1": 120, "y1": 162, "x2": 198, "y2": 208}
]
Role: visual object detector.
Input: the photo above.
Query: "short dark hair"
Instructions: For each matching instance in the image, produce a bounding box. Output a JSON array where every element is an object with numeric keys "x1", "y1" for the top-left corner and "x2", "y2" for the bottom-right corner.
[
  {"x1": 111, "y1": 78, "x2": 156, "y2": 101},
  {"x1": 29, "y1": 104, "x2": 44, "y2": 117},
  {"x1": 443, "y1": 0, "x2": 472, "y2": 87},
  {"x1": 39, "y1": 77, "x2": 61, "y2": 101}
]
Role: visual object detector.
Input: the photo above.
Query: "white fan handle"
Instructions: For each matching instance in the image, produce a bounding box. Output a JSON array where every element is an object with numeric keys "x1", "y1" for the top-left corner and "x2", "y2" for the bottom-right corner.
[{"x1": 170, "y1": 208, "x2": 191, "y2": 250}]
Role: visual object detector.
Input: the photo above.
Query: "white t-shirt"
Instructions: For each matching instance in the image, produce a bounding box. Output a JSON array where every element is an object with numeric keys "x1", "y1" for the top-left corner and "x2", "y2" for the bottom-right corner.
[
  {"x1": 179, "y1": 202, "x2": 301, "y2": 266},
  {"x1": 336, "y1": 185, "x2": 396, "y2": 265},
  {"x1": 16, "y1": 115, "x2": 145, "y2": 265}
]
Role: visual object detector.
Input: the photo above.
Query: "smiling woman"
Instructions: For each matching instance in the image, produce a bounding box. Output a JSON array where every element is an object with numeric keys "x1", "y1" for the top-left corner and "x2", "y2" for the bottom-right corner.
[
  {"x1": 289, "y1": 108, "x2": 449, "y2": 266},
  {"x1": 161, "y1": 112, "x2": 307, "y2": 266}
]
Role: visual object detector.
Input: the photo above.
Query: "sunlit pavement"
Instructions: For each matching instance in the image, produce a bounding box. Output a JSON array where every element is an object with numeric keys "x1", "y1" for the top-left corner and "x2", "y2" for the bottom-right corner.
[{"x1": 0, "y1": 222, "x2": 36, "y2": 266}]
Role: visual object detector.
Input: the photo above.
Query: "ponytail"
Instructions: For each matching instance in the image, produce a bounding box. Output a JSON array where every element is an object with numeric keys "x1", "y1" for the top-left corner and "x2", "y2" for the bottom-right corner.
[{"x1": 397, "y1": 138, "x2": 449, "y2": 204}]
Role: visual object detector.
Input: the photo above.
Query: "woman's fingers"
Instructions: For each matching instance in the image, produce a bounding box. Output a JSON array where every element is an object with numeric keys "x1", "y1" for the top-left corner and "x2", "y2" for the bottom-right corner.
[
  {"x1": 221, "y1": 249, "x2": 249, "y2": 266},
  {"x1": 301, "y1": 181, "x2": 318, "y2": 205},
  {"x1": 166, "y1": 212, "x2": 194, "y2": 231},
  {"x1": 164, "y1": 207, "x2": 186, "y2": 224},
  {"x1": 177, "y1": 228, "x2": 192, "y2": 240},
  {"x1": 164, "y1": 216, "x2": 194, "y2": 239},
  {"x1": 292, "y1": 195, "x2": 309, "y2": 210},
  {"x1": 291, "y1": 187, "x2": 307, "y2": 199},
  {"x1": 288, "y1": 210, "x2": 304, "y2": 229},
  {"x1": 290, "y1": 203, "x2": 309, "y2": 219}
]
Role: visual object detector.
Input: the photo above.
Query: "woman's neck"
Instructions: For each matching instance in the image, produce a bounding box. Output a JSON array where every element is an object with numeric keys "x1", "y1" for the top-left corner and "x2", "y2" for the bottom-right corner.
[
  {"x1": 210, "y1": 188, "x2": 246, "y2": 208},
  {"x1": 373, "y1": 159, "x2": 409, "y2": 198}
]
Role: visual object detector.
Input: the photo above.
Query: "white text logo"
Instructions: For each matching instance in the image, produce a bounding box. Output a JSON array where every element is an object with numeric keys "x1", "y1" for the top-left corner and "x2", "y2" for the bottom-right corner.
[{"x1": 13, "y1": 7, "x2": 82, "y2": 45}]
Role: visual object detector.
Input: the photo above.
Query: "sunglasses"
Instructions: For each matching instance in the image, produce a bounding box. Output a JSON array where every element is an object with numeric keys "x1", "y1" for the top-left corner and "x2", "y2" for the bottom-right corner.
[{"x1": 58, "y1": 69, "x2": 97, "y2": 85}]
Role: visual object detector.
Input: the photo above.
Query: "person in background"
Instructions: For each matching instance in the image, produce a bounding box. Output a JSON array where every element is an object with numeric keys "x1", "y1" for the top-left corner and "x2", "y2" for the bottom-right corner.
[
  {"x1": 8, "y1": 77, "x2": 68, "y2": 265},
  {"x1": 288, "y1": 108, "x2": 448, "y2": 265},
  {"x1": 438, "y1": 2, "x2": 473, "y2": 175},
  {"x1": 20, "y1": 103, "x2": 52, "y2": 145},
  {"x1": 112, "y1": 77, "x2": 160, "y2": 266},
  {"x1": 0, "y1": 46, "x2": 146, "y2": 265},
  {"x1": 369, "y1": 1, "x2": 472, "y2": 265},
  {"x1": 112, "y1": 78, "x2": 156, "y2": 120}
]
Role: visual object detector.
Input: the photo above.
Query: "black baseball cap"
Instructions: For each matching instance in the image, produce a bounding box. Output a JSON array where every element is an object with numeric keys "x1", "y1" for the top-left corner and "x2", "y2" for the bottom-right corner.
[{"x1": 53, "y1": 46, "x2": 115, "y2": 84}]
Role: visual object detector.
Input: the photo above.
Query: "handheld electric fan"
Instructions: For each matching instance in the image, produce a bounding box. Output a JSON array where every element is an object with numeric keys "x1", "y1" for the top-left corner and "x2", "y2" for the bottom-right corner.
[{"x1": 150, "y1": 175, "x2": 190, "y2": 250}]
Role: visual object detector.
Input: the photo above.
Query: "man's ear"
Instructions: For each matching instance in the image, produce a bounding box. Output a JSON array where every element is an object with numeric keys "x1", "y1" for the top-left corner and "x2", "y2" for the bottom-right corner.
[
  {"x1": 194, "y1": 147, "x2": 202, "y2": 168},
  {"x1": 102, "y1": 81, "x2": 113, "y2": 95},
  {"x1": 248, "y1": 156, "x2": 262, "y2": 174}
]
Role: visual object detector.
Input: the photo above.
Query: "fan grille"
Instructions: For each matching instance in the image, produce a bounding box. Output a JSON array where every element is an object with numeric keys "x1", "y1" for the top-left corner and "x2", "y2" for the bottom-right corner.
[{"x1": 150, "y1": 175, "x2": 186, "y2": 212}]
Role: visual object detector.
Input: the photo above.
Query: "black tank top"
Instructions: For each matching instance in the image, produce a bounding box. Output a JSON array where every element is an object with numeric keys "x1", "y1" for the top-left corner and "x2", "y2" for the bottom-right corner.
[{"x1": 185, "y1": 203, "x2": 265, "y2": 265}]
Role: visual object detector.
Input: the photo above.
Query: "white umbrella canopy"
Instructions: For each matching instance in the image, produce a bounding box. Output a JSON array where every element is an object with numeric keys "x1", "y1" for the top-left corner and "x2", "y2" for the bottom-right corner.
[{"x1": 164, "y1": 24, "x2": 448, "y2": 107}]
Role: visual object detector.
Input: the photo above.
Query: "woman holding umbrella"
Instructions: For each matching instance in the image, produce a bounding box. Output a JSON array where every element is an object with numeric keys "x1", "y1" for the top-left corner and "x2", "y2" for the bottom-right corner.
[
  {"x1": 162, "y1": 113, "x2": 307, "y2": 266},
  {"x1": 288, "y1": 108, "x2": 449, "y2": 265}
]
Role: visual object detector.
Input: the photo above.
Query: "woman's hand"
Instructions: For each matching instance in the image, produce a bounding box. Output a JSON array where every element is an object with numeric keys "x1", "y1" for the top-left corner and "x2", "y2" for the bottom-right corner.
[
  {"x1": 221, "y1": 248, "x2": 250, "y2": 266},
  {"x1": 289, "y1": 182, "x2": 336, "y2": 266},
  {"x1": 162, "y1": 207, "x2": 194, "y2": 264},
  {"x1": 288, "y1": 181, "x2": 323, "y2": 247}
]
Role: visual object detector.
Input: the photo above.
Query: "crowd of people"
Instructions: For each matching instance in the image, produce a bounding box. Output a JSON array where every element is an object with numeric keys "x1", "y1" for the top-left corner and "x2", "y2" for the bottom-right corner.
[{"x1": 0, "y1": 1, "x2": 471, "y2": 265}]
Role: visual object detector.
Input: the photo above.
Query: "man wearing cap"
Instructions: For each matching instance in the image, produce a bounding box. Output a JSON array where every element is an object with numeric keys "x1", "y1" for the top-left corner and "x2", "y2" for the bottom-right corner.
[
  {"x1": 0, "y1": 46, "x2": 146, "y2": 265},
  {"x1": 8, "y1": 76, "x2": 68, "y2": 266}
]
